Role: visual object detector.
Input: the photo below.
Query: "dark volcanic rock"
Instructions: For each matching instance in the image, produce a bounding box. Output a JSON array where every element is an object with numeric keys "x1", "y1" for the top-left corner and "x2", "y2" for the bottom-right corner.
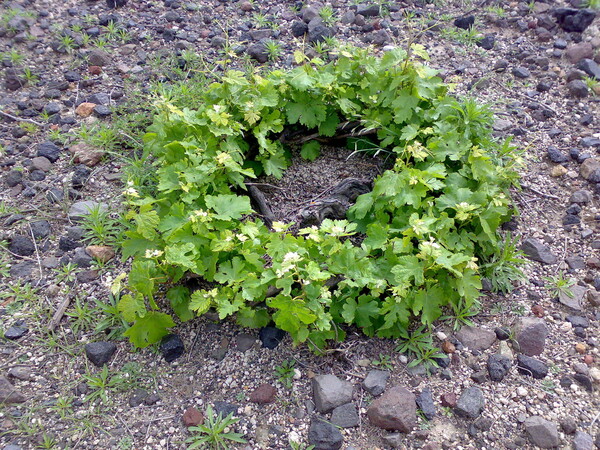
[
  {"x1": 416, "y1": 387, "x2": 436, "y2": 420},
  {"x1": 308, "y1": 417, "x2": 343, "y2": 450},
  {"x1": 554, "y1": 8, "x2": 596, "y2": 33},
  {"x1": 524, "y1": 416, "x2": 559, "y2": 448},
  {"x1": 363, "y1": 370, "x2": 389, "y2": 396},
  {"x1": 85, "y1": 341, "x2": 117, "y2": 366},
  {"x1": 521, "y1": 238, "x2": 557, "y2": 264},
  {"x1": 37, "y1": 141, "x2": 61, "y2": 162},
  {"x1": 517, "y1": 354, "x2": 548, "y2": 379},
  {"x1": 159, "y1": 334, "x2": 184, "y2": 362},
  {"x1": 0, "y1": 375, "x2": 26, "y2": 404},
  {"x1": 454, "y1": 15, "x2": 475, "y2": 29},
  {"x1": 330, "y1": 403, "x2": 359, "y2": 428},
  {"x1": 259, "y1": 327, "x2": 285, "y2": 349},
  {"x1": 455, "y1": 386, "x2": 485, "y2": 419},
  {"x1": 487, "y1": 354, "x2": 512, "y2": 382},
  {"x1": 577, "y1": 59, "x2": 600, "y2": 80}
]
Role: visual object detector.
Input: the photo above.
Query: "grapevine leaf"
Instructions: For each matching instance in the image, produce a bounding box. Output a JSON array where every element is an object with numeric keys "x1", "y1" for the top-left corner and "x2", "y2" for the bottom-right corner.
[
  {"x1": 205, "y1": 194, "x2": 252, "y2": 220},
  {"x1": 391, "y1": 255, "x2": 425, "y2": 286},
  {"x1": 123, "y1": 312, "x2": 175, "y2": 348},
  {"x1": 166, "y1": 286, "x2": 194, "y2": 322},
  {"x1": 190, "y1": 290, "x2": 212, "y2": 315},
  {"x1": 134, "y1": 209, "x2": 160, "y2": 240},
  {"x1": 412, "y1": 286, "x2": 444, "y2": 324},
  {"x1": 300, "y1": 141, "x2": 320, "y2": 161},
  {"x1": 128, "y1": 260, "x2": 156, "y2": 301},
  {"x1": 318, "y1": 113, "x2": 339, "y2": 137},
  {"x1": 117, "y1": 293, "x2": 146, "y2": 322}
]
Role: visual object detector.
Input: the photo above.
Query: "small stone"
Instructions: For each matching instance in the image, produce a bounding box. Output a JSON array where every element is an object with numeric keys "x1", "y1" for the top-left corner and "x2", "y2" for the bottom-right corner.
[
  {"x1": 84, "y1": 341, "x2": 117, "y2": 366},
  {"x1": 9, "y1": 235, "x2": 35, "y2": 257},
  {"x1": 367, "y1": 386, "x2": 417, "y2": 432},
  {"x1": 487, "y1": 354, "x2": 512, "y2": 382},
  {"x1": 513, "y1": 67, "x2": 530, "y2": 79},
  {"x1": 441, "y1": 340, "x2": 455, "y2": 353},
  {"x1": 182, "y1": 407, "x2": 203, "y2": 427},
  {"x1": 524, "y1": 416, "x2": 559, "y2": 448},
  {"x1": 455, "y1": 386, "x2": 485, "y2": 419},
  {"x1": 37, "y1": 141, "x2": 61, "y2": 163},
  {"x1": 31, "y1": 156, "x2": 51, "y2": 172},
  {"x1": 312, "y1": 374, "x2": 353, "y2": 413},
  {"x1": 521, "y1": 238, "x2": 557, "y2": 264},
  {"x1": 517, "y1": 354, "x2": 548, "y2": 379},
  {"x1": 308, "y1": 417, "x2": 343, "y2": 450},
  {"x1": 30, "y1": 220, "x2": 51, "y2": 239},
  {"x1": 291, "y1": 21, "x2": 308, "y2": 38},
  {"x1": 159, "y1": 334, "x2": 184, "y2": 362},
  {"x1": 0, "y1": 376, "x2": 26, "y2": 404},
  {"x1": 440, "y1": 392, "x2": 457, "y2": 407},
  {"x1": 559, "y1": 285, "x2": 587, "y2": 311},
  {"x1": 249, "y1": 384, "x2": 276, "y2": 404},
  {"x1": 415, "y1": 387, "x2": 436, "y2": 420},
  {"x1": 7, "y1": 367, "x2": 33, "y2": 381},
  {"x1": 455, "y1": 326, "x2": 496, "y2": 352},
  {"x1": 4, "y1": 325, "x2": 28, "y2": 340},
  {"x1": 144, "y1": 393, "x2": 160, "y2": 405},
  {"x1": 513, "y1": 317, "x2": 547, "y2": 356},
  {"x1": 566, "y1": 316, "x2": 589, "y2": 328},
  {"x1": 88, "y1": 49, "x2": 112, "y2": 67},
  {"x1": 246, "y1": 44, "x2": 268, "y2": 63},
  {"x1": 85, "y1": 245, "x2": 115, "y2": 263},
  {"x1": 575, "y1": 343, "x2": 587, "y2": 354},
  {"x1": 363, "y1": 370, "x2": 389, "y2": 396},
  {"x1": 381, "y1": 433, "x2": 404, "y2": 448},
  {"x1": 551, "y1": 165, "x2": 568, "y2": 177},
  {"x1": 69, "y1": 143, "x2": 105, "y2": 167},
  {"x1": 235, "y1": 333, "x2": 255, "y2": 352},
  {"x1": 128, "y1": 388, "x2": 148, "y2": 407},
  {"x1": 580, "y1": 159, "x2": 600, "y2": 180},
  {"x1": 330, "y1": 403, "x2": 359, "y2": 428},
  {"x1": 573, "y1": 431, "x2": 593, "y2": 450},
  {"x1": 566, "y1": 42, "x2": 594, "y2": 64},
  {"x1": 547, "y1": 146, "x2": 569, "y2": 163},
  {"x1": 454, "y1": 15, "x2": 474, "y2": 29},
  {"x1": 554, "y1": 8, "x2": 596, "y2": 33},
  {"x1": 75, "y1": 102, "x2": 96, "y2": 118},
  {"x1": 560, "y1": 416, "x2": 577, "y2": 435},
  {"x1": 495, "y1": 327, "x2": 510, "y2": 340},
  {"x1": 567, "y1": 80, "x2": 589, "y2": 98},
  {"x1": 259, "y1": 327, "x2": 285, "y2": 349}
]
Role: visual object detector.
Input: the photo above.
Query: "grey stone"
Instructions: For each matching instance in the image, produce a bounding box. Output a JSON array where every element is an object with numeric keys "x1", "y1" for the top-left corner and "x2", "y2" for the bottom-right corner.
[
  {"x1": 5, "y1": 170, "x2": 22, "y2": 187},
  {"x1": 577, "y1": 59, "x2": 600, "y2": 81},
  {"x1": 308, "y1": 417, "x2": 343, "y2": 450},
  {"x1": 580, "y1": 159, "x2": 600, "y2": 180},
  {"x1": 68, "y1": 201, "x2": 107, "y2": 220},
  {"x1": 513, "y1": 317, "x2": 547, "y2": 356},
  {"x1": 246, "y1": 43, "x2": 268, "y2": 63},
  {"x1": 88, "y1": 49, "x2": 112, "y2": 66},
  {"x1": 235, "y1": 333, "x2": 255, "y2": 351},
  {"x1": 312, "y1": 374, "x2": 353, "y2": 413},
  {"x1": 128, "y1": 388, "x2": 148, "y2": 407},
  {"x1": 330, "y1": 403, "x2": 359, "y2": 428},
  {"x1": 569, "y1": 190, "x2": 591, "y2": 204},
  {"x1": 160, "y1": 334, "x2": 185, "y2": 362},
  {"x1": 573, "y1": 374, "x2": 593, "y2": 392},
  {"x1": 291, "y1": 21, "x2": 308, "y2": 37},
  {"x1": 9, "y1": 235, "x2": 35, "y2": 256},
  {"x1": 7, "y1": 367, "x2": 33, "y2": 381},
  {"x1": 72, "y1": 247, "x2": 93, "y2": 268},
  {"x1": 37, "y1": 141, "x2": 61, "y2": 162},
  {"x1": 415, "y1": 387, "x2": 435, "y2": 420},
  {"x1": 559, "y1": 285, "x2": 587, "y2": 311},
  {"x1": 84, "y1": 341, "x2": 117, "y2": 366},
  {"x1": 573, "y1": 431, "x2": 593, "y2": 450},
  {"x1": 567, "y1": 80, "x2": 589, "y2": 98},
  {"x1": 0, "y1": 375, "x2": 26, "y2": 404},
  {"x1": 381, "y1": 433, "x2": 404, "y2": 448},
  {"x1": 521, "y1": 238, "x2": 557, "y2": 264},
  {"x1": 517, "y1": 354, "x2": 548, "y2": 379},
  {"x1": 362, "y1": 370, "x2": 389, "y2": 396},
  {"x1": 366, "y1": 386, "x2": 417, "y2": 432},
  {"x1": 29, "y1": 220, "x2": 51, "y2": 239},
  {"x1": 357, "y1": 4, "x2": 380, "y2": 17},
  {"x1": 455, "y1": 386, "x2": 485, "y2": 419},
  {"x1": 567, "y1": 316, "x2": 589, "y2": 328},
  {"x1": 308, "y1": 25, "x2": 333, "y2": 44},
  {"x1": 487, "y1": 354, "x2": 512, "y2": 382},
  {"x1": 547, "y1": 146, "x2": 568, "y2": 163},
  {"x1": 524, "y1": 416, "x2": 559, "y2": 448},
  {"x1": 560, "y1": 416, "x2": 577, "y2": 434},
  {"x1": 455, "y1": 326, "x2": 496, "y2": 352},
  {"x1": 4, "y1": 324, "x2": 28, "y2": 340},
  {"x1": 513, "y1": 67, "x2": 530, "y2": 79}
]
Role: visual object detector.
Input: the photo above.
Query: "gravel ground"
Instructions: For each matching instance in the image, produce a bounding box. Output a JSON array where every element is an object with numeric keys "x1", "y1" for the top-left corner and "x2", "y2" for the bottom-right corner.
[{"x1": 0, "y1": 0, "x2": 599, "y2": 449}]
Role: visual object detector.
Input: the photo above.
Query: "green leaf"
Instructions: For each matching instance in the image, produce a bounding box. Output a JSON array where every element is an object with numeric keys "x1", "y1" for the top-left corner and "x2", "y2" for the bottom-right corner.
[
  {"x1": 128, "y1": 260, "x2": 156, "y2": 301},
  {"x1": 124, "y1": 312, "x2": 175, "y2": 348},
  {"x1": 190, "y1": 290, "x2": 212, "y2": 315},
  {"x1": 341, "y1": 295, "x2": 380, "y2": 329},
  {"x1": 391, "y1": 255, "x2": 425, "y2": 286},
  {"x1": 263, "y1": 154, "x2": 288, "y2": 178},
  {"x1": 166, "y1": 286, "x2": 194, "y2": 322},
  {"x1": 300, "y1": 141, "x2": 320, "y2": 161},
  {"x1": 236, "y1": 307, "x2": 271, "y2": 328},
  {"x1": 205, "y1": 194, "x2": 252, "y2": 220},
  {"x1": 285, "y1": 101, "x2": 327, "y2": 128},
  {"x1": 164, "y1": 242, "x2": 198, "y2": 271},
  {"x1": 134, "y1": 209, "x2": 160, "y2": 240},
  {"x1": 318, "y1": 113, "x2": 339, "y2": 137},
  {"x1": 117, "y1": 293, "x2": 146, "y2": 322},
  {"x1": 412, "y1": 286, "x2": 444, "y2": 324}
]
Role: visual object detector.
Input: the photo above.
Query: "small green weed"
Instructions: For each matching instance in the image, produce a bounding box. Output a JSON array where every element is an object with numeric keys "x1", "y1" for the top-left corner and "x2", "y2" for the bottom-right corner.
[
  {"x1": 480, "y1": 233, "x2": 526, "y2": 293},
  {"x1": 543, "y1": 271, "x2": 575, "y2": 299},
  {"x1": 65, "y1": 295, "x2": 98, "y2": 335},
  {"x1": 83, "y1": 365, "x2": 126, "y2": 404},
  {"x1": 274, "y1": 359, "x2": 296, "y2": 389},
  {"x1": 319, "y1": 6, "x2": 336, "y2": 26},
  {"x1": 185, "y1": 405, "x2": 247, "y2": 449},
  {"x1": 371, "y1": 353, "x2": 393, "y2": 370},
  {"x1": 440, "y1": 26, "x2": 482, "y2": 45},
  {"x1": 79, "y1": 204, "x2": 123, "y2": 246},
  {"x1": 263, "y1": 39, "x2": 283, "y2": 61},
  {"x1": 54, "y1": 262, "x2": 79, "y2": 284},
  {"x1": 396, "y1": 326, "x2": 444, "y2": 367}
]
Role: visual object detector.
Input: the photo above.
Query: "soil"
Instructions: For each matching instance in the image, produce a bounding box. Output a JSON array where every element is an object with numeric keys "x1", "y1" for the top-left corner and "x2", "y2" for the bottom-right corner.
[{"x1": 0, "y1": 0, "x2": 599, "y2": 449}]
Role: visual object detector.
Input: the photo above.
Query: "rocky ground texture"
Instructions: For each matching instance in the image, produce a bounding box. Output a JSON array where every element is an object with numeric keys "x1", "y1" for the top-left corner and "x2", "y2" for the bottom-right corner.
[{"x1": 0, "y1": 0, "x2": 600, "y2": 448}]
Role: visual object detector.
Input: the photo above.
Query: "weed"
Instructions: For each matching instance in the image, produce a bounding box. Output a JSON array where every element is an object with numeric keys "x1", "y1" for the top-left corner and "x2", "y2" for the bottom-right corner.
[
  {"x1": 264, "y1": 39, "x2": 283, "y2": 61},
  {"x1": 252, "y1": 13, "x2": 273, "y2": 29},
  {"x1": 319, "y1": 6, "x2": 336, "y2": 26},
  {"x1": 274, "y1": 359, "x2": 296, "y2": 389},
  {"x1": 543, "y1": 271, "x2": 575, "y2": 299},
  {"x1": 371, "y1": 353, "x2": 393, "y2": 370},
  {"x1": 480, "y1": 233, "x2": 526, "y2": 293},
  {"x1": 50, "y1": 395, "x2": 74, "y2": 420},
  {"x1": 1, "y1": 49, "x2": 25, "y2": 65},
  {"x1": 441, "y1": 406, "x2": 453, "y2": 417},
  {"x1": 396, "y1": 326, "x2": 444, "y2": 367},
  {"x1": 540, "y1": 379, "x2": 556, "y2": 393},
  {"x1": 78, "y1": 204, "x2": 123, "y2": 246},
  {"x1": 0, "y1": 283, "x2": 38, "y2": 313},
  {"x1": 484, "y1": 5, "x2": 506, "y2": 17},
  {"x1": 0, "y1": 254, "x2": 10, "y2": 277},
  {"x1": 441, "y1": 298, "x2": 480, "y2": 331},
  {"x1": 54, "y1": 262, "x2": 79, "y2": 284},
  {"x1": 581, "y1": 0, "x2": 600, "y2": 7},
  {"x1": 65, "y1": 295, "x2": 98, "y2": 335},
  {"x1": 185, "y1": 405, "x2": 247, "y2": 449},
  {"x1": 583, "y1": 76, "x2": 599, "y2": 95},
  {"x1": 290, "y1": 440, "x2": 315, "y2": 450},
  {"x1": 440, "y1": 26, "x2": 482, "y2": 45},
  {"x1": 22, "y1": 67, "x2": 38, "y2": 83},
  {"x1": 103, "y1": 20, "x2": 121, "y2": 40},
  {"x1": 83, "y1": 365, "x2": 126, "y2": 405},
  {"x1": 58, "y1": 34, "x2": 76, "y2": 53}
]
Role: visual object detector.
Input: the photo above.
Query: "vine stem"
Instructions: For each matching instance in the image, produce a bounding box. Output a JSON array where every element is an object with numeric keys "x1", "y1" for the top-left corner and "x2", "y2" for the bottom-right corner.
[{"x1": 0, "y1": 109, "x2": 45, "y2": 127}]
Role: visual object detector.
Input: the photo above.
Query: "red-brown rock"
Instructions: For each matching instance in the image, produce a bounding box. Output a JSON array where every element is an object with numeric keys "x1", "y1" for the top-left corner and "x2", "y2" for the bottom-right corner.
[
  {"x1": 440, "y1": 392, "x2": 457, "y2": 407},
  {"x1": 69, "y1": 143, "x2": 105, "y2": 167},
  {"x1": 182, "y1": 407, "x2": 204, "y2": 427},
  {"x1": 249, "y1": 383, "x2": 277, "y2": 404},
  {"x1": 366, "y1": 386, "x2": 416, "y2": 432}
]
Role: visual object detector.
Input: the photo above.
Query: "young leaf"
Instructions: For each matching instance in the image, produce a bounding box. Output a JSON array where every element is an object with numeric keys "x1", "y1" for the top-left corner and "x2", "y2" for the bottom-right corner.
[
  {"x1": 300, "y1": 141, "x2": 320, "y2": 161},
  {"x1": 123, "y1": 312, "x2": 175, "y2": 348}
]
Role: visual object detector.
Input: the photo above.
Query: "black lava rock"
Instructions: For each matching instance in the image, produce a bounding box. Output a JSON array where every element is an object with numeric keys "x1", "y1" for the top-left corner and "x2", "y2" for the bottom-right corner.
[
  {"x1": 259, "y1": 326, "x2": 286, "y2": 349},
  {"x1": 547, "y1": 146, "x2": 569, "y2": 163},
  {"x1": 159, "y1": 333, "x2": 185, "y2": 362},
  {"x1": 59, "y1": 235, "x2": 80, "y2": 252},
  {"x1": 308, "y1": 417, "x2": 344, "y2": 450},
  {"x1": 554, "y1": 8, "x2": 596, "y2": 33},
  {"x1": 573, "y1": 374, "x2": 593, "y2": 392},
  {"x1": 291, "y1": 21, "x2": 308, "y2": 37},
  {"x1": 454, "y1": 15, "x2": 475, "y2": 29},
  {"x1": 512, "y1": 67, "x2": 530, "y2": 79},
  {"x1": 517, "y1": 354, "x2": 548, "y2": 379},
  {"x1": 416, "y1": 387, "x2": 436, "y2": 420},
  {"x1": 563, "y1": 214, "x2": 581, "y2": 226},
  {"x1": 72, "y1": 165, "x2": 91, "y2": 189},
  {"x1": 9, "y1": 235, "x2": 35, "y2": 256},
  {"x1": 246, "y1": 43, "x2": 268, "y2": 63},
  {"x1": 476, "y1": 35, "x2": 495, "y2": 50},
  {"x1": 85, "y1": 341, "x2": 117, "y2": 366},
  {"x1": 487, "y1": 354, "x2": 512, "y2": 382},
  {"x1": 30, "y1": 220, "x2": 52, "y2": 239},
  {"x1": 37, "y1": 141, "x2": 61, "y2": 163},
  {"x1": 494, "y1": 327, "x2": 510, "y2": 340},
  {"x1": 5, "y1": 323, "x2": 29, "y2": 340},
  {"x1": 213, "y1": 401, "x2": 239, "y2": 417},
  {"x1": 308, "y1": 25, "x2": 333, "y2": 44},
  {"x1": 5, "y1": 169, "x2": 23, "y2": 187},
  {"x1": 577, "y1": 59, "x2": 600, "y2": 80}
]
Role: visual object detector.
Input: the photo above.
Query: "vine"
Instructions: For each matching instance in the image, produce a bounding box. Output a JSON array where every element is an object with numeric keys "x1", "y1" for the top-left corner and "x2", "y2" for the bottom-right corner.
[{"x1": 118, "y1": 45, "x2": 521, "y2": 350}]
